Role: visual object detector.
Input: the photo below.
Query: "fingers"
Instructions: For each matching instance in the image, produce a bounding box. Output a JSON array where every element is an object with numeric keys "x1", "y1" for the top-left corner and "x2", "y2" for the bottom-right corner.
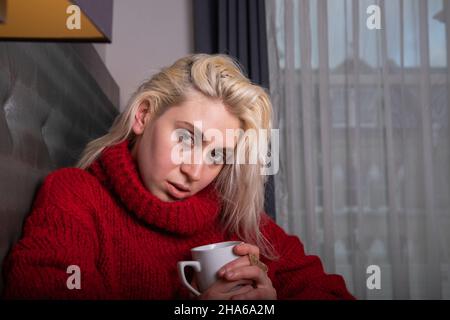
[
  {"x1": 225, "y1": 284, "x2": 254, "y2": 298},
  {"x1": 195, "y1": 243, "x2": 273, "y2": 300},
  {"x1": 233, "y1": 242, "x2": 260, "y2": 258},
  {"x1": 222, "y1": 265, "x2": 270, "y2": 287},
  {"x1": 219, "y1": 278, "x2": 254, "y2": 292},
  {"x1": 219, "y1": 242, "x2": 261, "y2": 277},
  {"x1": 205, "y1": 278, "x2": 253, "y2": 295},
  {"x1": 197, "y1": 278, "x2": 253, "y2": 300},
  {"x1": 218, "y1": 256, "x2": 250, "y2": 277},
  {"x1": 231, "y1": 286, "x2": 277, "y2": 300}
]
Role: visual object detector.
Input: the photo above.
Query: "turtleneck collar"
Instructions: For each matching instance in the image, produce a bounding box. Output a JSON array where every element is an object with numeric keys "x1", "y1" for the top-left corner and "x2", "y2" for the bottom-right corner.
[{"x1": 87, "y1": 140, "x2": 222, "y2": 236}]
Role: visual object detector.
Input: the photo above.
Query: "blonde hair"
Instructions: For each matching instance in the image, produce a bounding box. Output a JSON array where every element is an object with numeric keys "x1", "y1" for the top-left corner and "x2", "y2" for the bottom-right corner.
[{"x1": 76, "y1": 54, "x2": 279, "y2": 260}]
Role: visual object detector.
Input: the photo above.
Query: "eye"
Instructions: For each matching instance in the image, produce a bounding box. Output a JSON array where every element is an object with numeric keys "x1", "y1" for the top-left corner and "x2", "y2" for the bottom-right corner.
[
  {"x1": 208, "y1": 148, "x2": 225, "y2": 164},
  {"x1": 178, "y1": 130, "x2": 194, "y2": 147}
]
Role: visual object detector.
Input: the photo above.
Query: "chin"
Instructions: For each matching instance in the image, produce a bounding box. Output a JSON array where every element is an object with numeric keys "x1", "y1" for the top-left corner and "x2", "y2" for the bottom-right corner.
[
  {"x1": 161, "y1": 188, "x2": 185, "y2": 202},
  {"x1": 155, "y1": 191, "x2": 178, "y2": 202},
  {"x1": 164, "y1": 194, "x2": 179, "y2": 202}
]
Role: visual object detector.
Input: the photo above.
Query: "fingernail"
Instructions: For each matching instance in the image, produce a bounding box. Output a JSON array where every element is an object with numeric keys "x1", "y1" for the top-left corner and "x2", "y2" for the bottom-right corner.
[
  {"x1": 226, "y1": 271, "x2": 234, "y2": 278},
  {"x1": 218, "y1": 269, "x2": 226, "y2": 276}
]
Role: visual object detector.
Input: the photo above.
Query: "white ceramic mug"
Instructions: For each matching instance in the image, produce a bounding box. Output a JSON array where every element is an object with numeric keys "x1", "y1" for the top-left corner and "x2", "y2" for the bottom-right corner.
[{"x1": 177, "y1": 241, "x2": 242, "y2": 296}]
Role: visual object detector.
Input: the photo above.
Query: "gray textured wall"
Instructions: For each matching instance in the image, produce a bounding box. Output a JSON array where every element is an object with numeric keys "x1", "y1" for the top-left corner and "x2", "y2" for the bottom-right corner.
[{"x1": 0, "y1": 43, "x2": 119, "y2": 293}]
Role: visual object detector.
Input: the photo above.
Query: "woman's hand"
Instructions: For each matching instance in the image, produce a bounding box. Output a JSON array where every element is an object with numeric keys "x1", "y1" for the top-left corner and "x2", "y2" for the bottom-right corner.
[
  {"x1": 190, "y1": 274, "x2": 255, "y2": 300},
  {"x1": 217, "y1": 243, "x2": 277, "y2": 300}
]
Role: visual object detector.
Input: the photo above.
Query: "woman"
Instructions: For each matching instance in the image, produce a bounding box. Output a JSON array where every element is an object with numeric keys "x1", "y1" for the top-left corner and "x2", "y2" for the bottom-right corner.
[{"x1": 2, "y1": 54, "x2": 354, "y2": 300}]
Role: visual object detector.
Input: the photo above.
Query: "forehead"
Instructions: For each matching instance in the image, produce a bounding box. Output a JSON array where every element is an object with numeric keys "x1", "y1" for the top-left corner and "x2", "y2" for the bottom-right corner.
[{"x1": 162, "y1": 92, "x2": 242, "y2": 144}]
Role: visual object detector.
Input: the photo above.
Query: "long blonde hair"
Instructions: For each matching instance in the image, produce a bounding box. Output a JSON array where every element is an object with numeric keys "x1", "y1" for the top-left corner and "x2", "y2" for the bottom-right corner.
[{"x1": 76, "y1": 54, "x2": 279, "y2": 260}]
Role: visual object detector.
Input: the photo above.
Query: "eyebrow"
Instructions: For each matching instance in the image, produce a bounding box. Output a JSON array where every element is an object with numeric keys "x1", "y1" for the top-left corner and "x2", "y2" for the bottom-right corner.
[{"x1": 175, "y1": 120, "x2": 235, "y2": 153}]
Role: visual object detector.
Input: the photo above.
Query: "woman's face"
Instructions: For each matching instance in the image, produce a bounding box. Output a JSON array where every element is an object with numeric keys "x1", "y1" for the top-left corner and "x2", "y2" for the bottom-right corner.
[{"x1": 131, "y1": 90, "x2": 241, "y2": 202}]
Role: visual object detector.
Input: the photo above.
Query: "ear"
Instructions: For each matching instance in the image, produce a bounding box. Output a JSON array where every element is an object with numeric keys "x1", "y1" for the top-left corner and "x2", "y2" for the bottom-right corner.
[{"x1": 132, "y1": 101, "x2": 151, "y2": 135}]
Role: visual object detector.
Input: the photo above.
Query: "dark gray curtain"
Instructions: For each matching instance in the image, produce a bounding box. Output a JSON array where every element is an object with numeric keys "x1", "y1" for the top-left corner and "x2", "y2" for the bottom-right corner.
[{"x1": 193, "y1": 0, "x2": 275, "y2": 219}]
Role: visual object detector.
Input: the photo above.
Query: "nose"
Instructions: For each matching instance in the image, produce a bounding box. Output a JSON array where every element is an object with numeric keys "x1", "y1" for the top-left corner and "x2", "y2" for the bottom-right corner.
[{"x1": 180, "y1": 163, "x2": 202, "y2": 182}]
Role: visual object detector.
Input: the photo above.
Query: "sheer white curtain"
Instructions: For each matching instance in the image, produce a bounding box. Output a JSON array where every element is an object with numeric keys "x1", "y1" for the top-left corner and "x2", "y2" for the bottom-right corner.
[{"x1": 266, "y1": 0, "x2": 450, "y2": 299}]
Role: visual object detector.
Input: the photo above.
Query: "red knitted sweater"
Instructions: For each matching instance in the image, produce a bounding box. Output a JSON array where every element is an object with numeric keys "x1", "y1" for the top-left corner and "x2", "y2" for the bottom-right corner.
[{"x1": 2, "y1": 140, "x2": 355, "y2": 300}]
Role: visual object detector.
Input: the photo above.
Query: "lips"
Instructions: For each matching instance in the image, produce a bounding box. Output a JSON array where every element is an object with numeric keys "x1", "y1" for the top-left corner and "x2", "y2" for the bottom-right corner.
[
  {"x1": 170, "y1": 182, "x2": 190, "y2": 192},
  {"x1": 166, "y1": 181, "x2": 191, "y2": 199}
]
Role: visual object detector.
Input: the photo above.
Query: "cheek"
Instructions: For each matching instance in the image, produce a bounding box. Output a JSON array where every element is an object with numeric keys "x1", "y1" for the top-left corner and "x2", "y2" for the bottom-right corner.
[
  {"x1": 148, "y1": 126, "x2": 178, "y2": 173},
  {"x1": 196, "y1": 166, "x2": 223, "y2": 189}
]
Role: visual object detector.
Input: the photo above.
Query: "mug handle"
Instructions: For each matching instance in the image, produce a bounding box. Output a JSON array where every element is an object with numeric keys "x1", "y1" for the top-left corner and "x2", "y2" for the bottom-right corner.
[{"x1": 177, "y1": 261, "x2": 202, "y2": 297}]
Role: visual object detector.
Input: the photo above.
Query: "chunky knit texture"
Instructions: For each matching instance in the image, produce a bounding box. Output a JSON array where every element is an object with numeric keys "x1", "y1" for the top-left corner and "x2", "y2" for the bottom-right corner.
[{"x1": 2, "y1": 140, "x2": 355, "y2": 300}]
